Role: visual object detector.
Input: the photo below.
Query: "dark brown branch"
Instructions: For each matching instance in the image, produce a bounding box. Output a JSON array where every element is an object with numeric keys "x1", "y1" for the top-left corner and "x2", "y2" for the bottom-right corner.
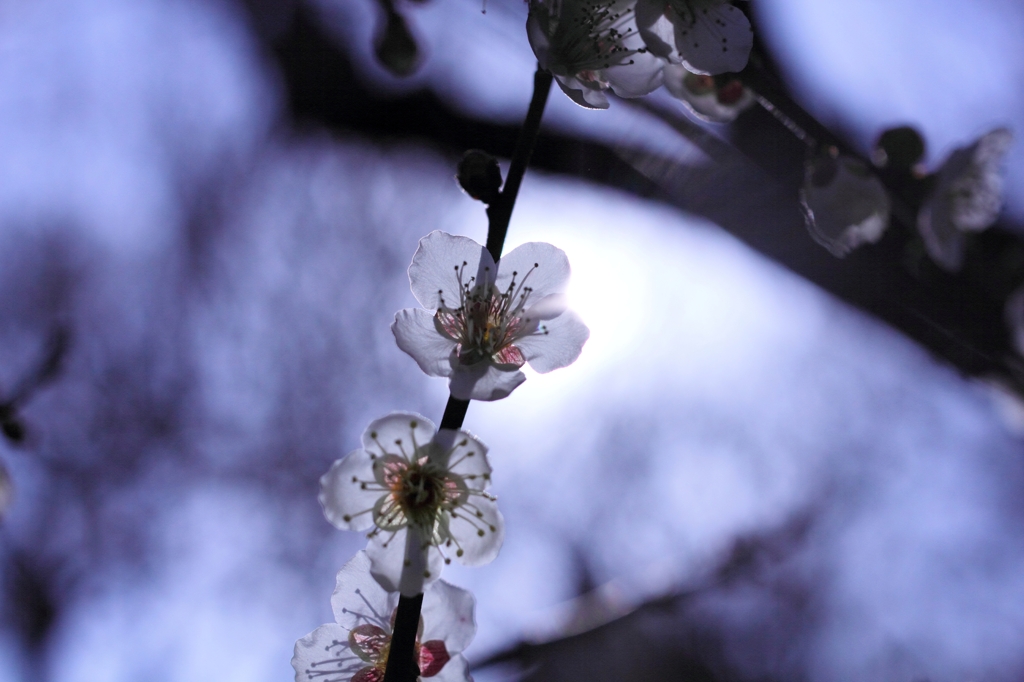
[
  {"x1": 382, "y1": 64, "x2": 553, "y2": 682},
  {"x1": 485, "y1": 67, "x2": 554, "y2": 263}
]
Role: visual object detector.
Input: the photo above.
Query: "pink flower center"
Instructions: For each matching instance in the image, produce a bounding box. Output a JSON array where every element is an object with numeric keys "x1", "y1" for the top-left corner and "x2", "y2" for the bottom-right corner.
[
  {"x1": 435, "y1": 261, "x2": 541, "y2": 368},
  {"x1": 346, "y1": 622, "x2": 451, "y2": 680},
  {"x1": 715, "y1": 79, "x2": 745, "y2": 105},
  {"x1": 418, "y1": 640, "x2": 452, "y2": 677},
  {"x1": 378, "y1": 456, "x2": 466, "y2": 529}
]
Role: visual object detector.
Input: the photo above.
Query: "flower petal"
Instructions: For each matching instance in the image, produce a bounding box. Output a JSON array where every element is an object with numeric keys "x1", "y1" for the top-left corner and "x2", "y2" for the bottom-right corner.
[
  {"x1": 426, "y1": 654, "x2": 471, "y2": 682},
  {"x1": 393, "y1": 309, "x2": 458, "y2": 378},
  {"x1": 931, "y1": 127, "x2": 1013, "y2": 233},
  {"x1": 515, "y1": 310, "x2": 590, "y2": 373},
  {"x1": 446, "y1": 495, "x2": 504, "y2": 567},
  {"x1": 521, "y1": 293, "x2": 568, "y2": 322},
  {"x1": 801, "y1": 155, "x2": 891, "y2": 258},
  {"x1": 496, "y1": 242, "x2": 571, "y2": 302},
  {"x1": 671, "y1": 1, "x2": 753, "y2": 76},
  {"x1": 635, "y1": 0, "x2": 677, "y2": 60},
  {"x1": 433, "y1": 429, "x2": 491, "y2": 488},
  {"x1": 292, "y1": 622, "x2": 363, "y2": 682},
  {"x1": 352, "y1": 668, "x2": 385, "y2": 682},
  {"x1": 493, "y1": 344, "x2": 526, "y2": 368},
  {"x1": 349, "y1": 624, "x2": 390, "y2": 662},
  {"x1": 918, "y1": 197, "x2": 967, "y2": 272},
  {"x1": 448, "y1": 361, "x2": 526, "y2": 401},
  {"x1": 360, "y1": 411, "x2": 437, "y2": 458},
  {"x1": 529, "y1": 0, "x2": 658, "y2": 108},
  {"x1": 319, "y1": 449, "x2": 382, "y2": 532},
  {"x1": 604, "y1": 49, "x2": 666, "y2": 98},
  {"x1": 421, "y1": 580, "x2": 476, "y2": 654},
  {"x1": 418, "y1": 640, "x2": 451, "y2": 677},
  {"x1": 554, "y1": 75, "x2": 610, "y2": 109},
  {"x1": 409, "y1": 231, "x2": 495, "y2": 310},
  {"x1": 366, "y1": 525, "x2": 445, "y2": 596},
  {"x1": 915, "y1": 129, "x2": 1011, "y2": 272},
  {"x1": 330, "y1": 551, "x2": 397, "y2": 627}
]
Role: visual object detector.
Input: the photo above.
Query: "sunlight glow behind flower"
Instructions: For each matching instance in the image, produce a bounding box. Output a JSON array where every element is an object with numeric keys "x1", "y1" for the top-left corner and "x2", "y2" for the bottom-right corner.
[{"x1": 393, "y1": 231, "x2": 589, "y2": 401}]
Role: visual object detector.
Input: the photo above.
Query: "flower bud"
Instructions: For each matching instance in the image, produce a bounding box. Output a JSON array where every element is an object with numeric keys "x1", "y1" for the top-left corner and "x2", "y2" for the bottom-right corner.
[
  {"x1": 456, "y1": 150, "x2": 503, "y2": 204},
  {"x1": 1, "y1": 417, "x2": 24, "y2": 444},
  {"x1": 375, "y1": 6, "x2": 420, "y2": 77},
  {"x1": 873, "y1": 126, "x2": 926, "y2": 173}
]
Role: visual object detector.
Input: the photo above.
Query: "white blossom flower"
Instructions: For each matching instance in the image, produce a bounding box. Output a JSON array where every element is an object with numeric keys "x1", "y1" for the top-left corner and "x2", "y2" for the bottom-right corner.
[
  {"x1": 662, "y1": 63, "x2": 753, "y2": 122},
  {"x1": 292, "y1": 551, "x2": 475, "y2": 682},
  {"x1": 918, "y1": 127, "x2": 1013, "y2": 271},
  {"x1": 527, "y1": 0, "x2": 666, "y2": 109},
  {"x1": 320, "y1": 412, "x2": 503, "y2": 595},
  {"x1": 392, "y1": 231, "x2": 589, "y2": 401},
  {"x1": 635, "y1": 0, "x2": 753, "y2": 76},
  {"x1": 800, "y1": 154, "x2": 891, "y2": 257}
]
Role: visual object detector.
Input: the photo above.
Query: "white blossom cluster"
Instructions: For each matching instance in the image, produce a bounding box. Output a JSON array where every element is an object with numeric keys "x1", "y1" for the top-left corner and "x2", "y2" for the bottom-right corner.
[
  {"x1": 294, "y1": 228, "x2": 589, "y2": 681},
  {"x1": 292, "y1": 3, "x2": 1021, "y2": 680},
  {"x1": 527, "y1": 0, "x2": 754, "y2": 109},
  {"x1": 802, "y1": 128, "x2": 1013, "y2": 270},
  {"x1": 526, "y1": 1, "x2": 1013, "y2": 276},
  {"x1": 293, "y1": 552, "x2": 475, "y2": 682}
]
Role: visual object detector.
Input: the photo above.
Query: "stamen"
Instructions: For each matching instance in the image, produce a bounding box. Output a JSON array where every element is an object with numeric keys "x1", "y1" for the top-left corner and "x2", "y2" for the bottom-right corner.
[
  {"x1": 341, "y1": 506, "x2": 376, "y2": 523},
  {"x1": 446, "y1": 448, "x2": 475, "y2": 469},
  {"x1": 670, "y1": 0, "x2": 747, "y2": 56}
]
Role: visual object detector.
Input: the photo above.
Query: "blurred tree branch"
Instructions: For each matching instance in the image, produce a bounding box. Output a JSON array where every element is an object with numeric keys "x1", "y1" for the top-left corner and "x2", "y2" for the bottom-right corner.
[{"x1": 262, "y1": 4, "x2": 1024, "y2": 399}]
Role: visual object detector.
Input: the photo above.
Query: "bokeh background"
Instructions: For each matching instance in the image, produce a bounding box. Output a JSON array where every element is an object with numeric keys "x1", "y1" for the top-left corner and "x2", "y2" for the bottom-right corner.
[{"x1": 1, "y1": 1, "x2": 1024, "y2": 681}]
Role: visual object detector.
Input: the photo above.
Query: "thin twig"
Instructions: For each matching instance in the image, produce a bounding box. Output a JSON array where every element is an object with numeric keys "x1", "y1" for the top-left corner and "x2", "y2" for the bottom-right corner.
[
  {"x1": 485, "y1": 66, "x2": 554, "y2": 263},
  {"x1": 382, "y1": 63, "x2": 554, "y2": 682}
]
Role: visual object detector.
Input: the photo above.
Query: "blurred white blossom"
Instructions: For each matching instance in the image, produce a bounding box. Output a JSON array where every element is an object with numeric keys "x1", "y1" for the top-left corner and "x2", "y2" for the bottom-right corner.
[
  {"x1": 526, "y1": 0, "x2": 665, "y2": 109},
  {"x1": 801, "y1": 154, "x2": 890, "y2": 257},
  {"x1": 393, "y1": 231, "x2": 589, "y2": 401},
  {"x1": 663, "y1": 63, "x2": 753, "y2": 122},
  {"x1": 320, "y1": 412, "x2": 503, "y2": 595},
  {"x1": 292, "y1": 551, "x2": 475, "y2": 682},
  {"x1": 918, "y1": 127, "x2": 1013, "y2": 271},
  {"x1": 635, "y1": 0, "x2": 752, "y2": 75}
]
